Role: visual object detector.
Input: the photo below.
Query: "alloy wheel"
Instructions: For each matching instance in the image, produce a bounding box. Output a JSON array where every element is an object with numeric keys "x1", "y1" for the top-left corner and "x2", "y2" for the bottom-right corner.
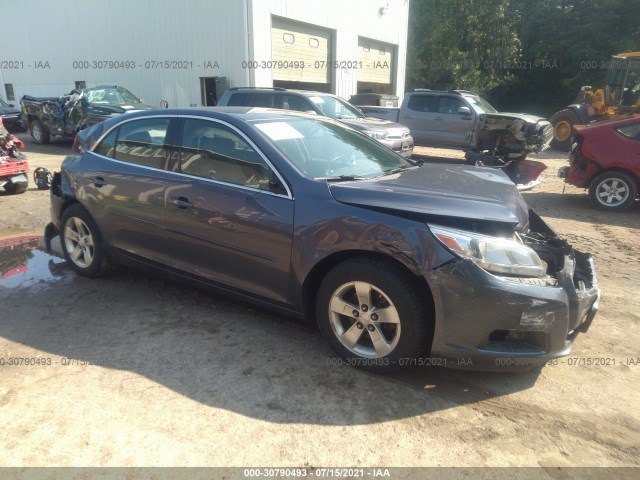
[
  {"x1": 595, "y1": 177, "x2": 630, "y2": 207},
  {"x1": 328, "y1": 281, "x2": 401, "y2": 358},
  {"x1": 64, "y1": 217, "x2": 95, "y2": 268}
]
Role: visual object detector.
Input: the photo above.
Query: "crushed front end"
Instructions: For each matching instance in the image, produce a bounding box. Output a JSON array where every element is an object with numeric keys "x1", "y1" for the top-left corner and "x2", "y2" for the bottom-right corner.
[
  {"x1": 477, "y1": 114, "x2": 553, "y2": 156},
  {"x1": 425, "y1": 210, "x2": 600, "y2": 371}
]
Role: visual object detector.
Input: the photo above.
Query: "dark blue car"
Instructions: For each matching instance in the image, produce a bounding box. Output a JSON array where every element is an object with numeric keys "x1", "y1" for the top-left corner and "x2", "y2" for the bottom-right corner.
[{"x1": 46, "y1": 107, "x2": 600, "y2": 372}]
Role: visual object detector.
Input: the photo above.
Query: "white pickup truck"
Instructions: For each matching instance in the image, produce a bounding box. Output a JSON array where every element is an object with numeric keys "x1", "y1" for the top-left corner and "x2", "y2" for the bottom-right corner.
[{"x1": 352, "y1": 89, "x2": 553, "y2": 161}]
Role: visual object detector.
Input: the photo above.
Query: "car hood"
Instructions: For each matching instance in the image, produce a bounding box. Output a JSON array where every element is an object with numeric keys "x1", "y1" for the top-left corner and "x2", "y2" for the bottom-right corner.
[
  {"x1": 87, "y1": 103, "x2": 155, "y2": 116},
  {"x1": 483, "y1": 112, "x2": 548, "y2": 124},
  {"x1": 338, "y1": 116, "x2": 410, "y2": 132},
  {"x1": 328, "y1": 164, "x2": 529, "y2": 230},
  {"x1": 0, "y1": 106, "x2": 21, "y2": 116}
]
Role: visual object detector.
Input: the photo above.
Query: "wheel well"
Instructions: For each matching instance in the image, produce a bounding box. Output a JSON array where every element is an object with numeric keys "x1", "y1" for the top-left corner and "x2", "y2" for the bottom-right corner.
[
  {"x1": 302, "y1": 250, "x2": 435, "y2": 338},
  {"x1": 588, "y1": 167, "x2": 640, "y2": 191},
  {"x1": 59, "y1": 198, "x2": 81, "y2": 218}
]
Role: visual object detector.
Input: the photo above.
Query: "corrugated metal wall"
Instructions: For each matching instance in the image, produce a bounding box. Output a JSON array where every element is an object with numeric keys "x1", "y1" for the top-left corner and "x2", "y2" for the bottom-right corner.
[
  {"x1": 2, "y1": 0, "x2": 408, "y2": 106},
  {"x1": 3, "y1": 0, "x2": 250, "y2": 107}
]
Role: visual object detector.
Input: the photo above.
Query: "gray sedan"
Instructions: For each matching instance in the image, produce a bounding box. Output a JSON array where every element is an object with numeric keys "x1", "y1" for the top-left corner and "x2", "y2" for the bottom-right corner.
[{"x1": 45, "y1": 108, "x2": 600, "y2": 372}]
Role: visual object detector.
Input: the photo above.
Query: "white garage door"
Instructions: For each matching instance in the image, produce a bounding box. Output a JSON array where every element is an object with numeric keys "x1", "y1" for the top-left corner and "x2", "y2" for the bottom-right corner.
[
  {"x1": 357, "y1": 37, "x2": 394, "y2": 93},
  {"x1": 271, "y1": 20, "x2": 330, "y2": 86}
]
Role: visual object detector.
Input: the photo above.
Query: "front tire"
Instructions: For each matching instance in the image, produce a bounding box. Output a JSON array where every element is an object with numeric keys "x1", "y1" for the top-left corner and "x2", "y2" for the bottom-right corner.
[
  {"x1": 60, "y1": 204, "x2": 110, "y2": 277},
  {"x1": 550, "y1": 109, "x2": 581, "y2": 151},
  {"x1": 316, "y1": 258, "x2": 432, "y2": 372},
  {"x1": 588, "y1": 171, "x2": 638, "y2": 212},
  {"x1": 30, "y1": 119, "x2": 51, "y2": 145}
]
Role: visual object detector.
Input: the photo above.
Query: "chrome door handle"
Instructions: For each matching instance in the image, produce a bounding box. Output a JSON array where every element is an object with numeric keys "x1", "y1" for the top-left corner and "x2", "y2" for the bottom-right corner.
[
  {"x1": 92, "y1": 176, "x2": 107, "y2": 187},
  {"x1": 169, "y1": 196, "x2": 193, "y2": 209}
]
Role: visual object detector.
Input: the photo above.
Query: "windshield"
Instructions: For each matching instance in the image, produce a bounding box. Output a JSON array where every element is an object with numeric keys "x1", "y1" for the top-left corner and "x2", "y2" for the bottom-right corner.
[
  {"x1": 466, "y1": 96, "x2": 498, "y2": 114},
  {"x1": 308, "y1": 95, "x2": 364, "y2": 119},
  {"x1": 84, "y1": 87, "x2": 142, "y2": 105},
  {"x1": 253, "y1": 117, "x2": 411, "y2": 179},
  {"x1": 605, "y1": 57, "x2": 640, "y2": 106}
]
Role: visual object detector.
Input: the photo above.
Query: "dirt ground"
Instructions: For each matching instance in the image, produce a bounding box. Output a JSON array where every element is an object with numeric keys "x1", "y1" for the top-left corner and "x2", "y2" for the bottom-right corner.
[{"x1": 1, "y1": 136, "x2": 639, "y2": 471}]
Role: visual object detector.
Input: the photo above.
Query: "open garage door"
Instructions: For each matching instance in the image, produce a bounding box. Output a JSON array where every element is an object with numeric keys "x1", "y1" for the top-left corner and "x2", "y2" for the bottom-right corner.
[
  {"x1": 271, "y1": 18, "x2": 332, "y2": 92},
  {"x1": 357, "y1": 37, "x2": 394, "y2": 94}
]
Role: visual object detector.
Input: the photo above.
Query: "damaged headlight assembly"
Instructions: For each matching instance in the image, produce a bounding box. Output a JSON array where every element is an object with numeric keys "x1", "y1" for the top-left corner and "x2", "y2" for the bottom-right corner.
[{"x1": 428, "y1": 225, "x2": 547, "y2": 278}]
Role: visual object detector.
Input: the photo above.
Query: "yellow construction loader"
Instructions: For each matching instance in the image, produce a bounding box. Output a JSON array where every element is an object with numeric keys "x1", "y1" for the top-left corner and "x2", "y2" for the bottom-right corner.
[{"x1": 550, "y1": 52, "x2": 640, "y2": 150}]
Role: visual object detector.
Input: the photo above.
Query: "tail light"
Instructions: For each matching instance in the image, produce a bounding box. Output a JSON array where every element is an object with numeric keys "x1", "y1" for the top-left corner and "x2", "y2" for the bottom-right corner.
[{"x1": 569, "y1": 136, "x2": 582, "y2": 165}]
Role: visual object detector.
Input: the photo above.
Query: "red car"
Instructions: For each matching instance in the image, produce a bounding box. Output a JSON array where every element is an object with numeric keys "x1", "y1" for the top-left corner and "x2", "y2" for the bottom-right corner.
[{"x1": 560, "y1": 114, "x2": 640, "y2": 211}]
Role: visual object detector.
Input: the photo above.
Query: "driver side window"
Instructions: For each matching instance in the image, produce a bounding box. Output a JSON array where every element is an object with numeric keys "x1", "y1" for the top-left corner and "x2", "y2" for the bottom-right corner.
[
  {"x1": 438, "y1": 97, "x2": 464, "y2": 114},
  {"x1": 179, "y1": 119, "x2": 273, "y2": 190}
]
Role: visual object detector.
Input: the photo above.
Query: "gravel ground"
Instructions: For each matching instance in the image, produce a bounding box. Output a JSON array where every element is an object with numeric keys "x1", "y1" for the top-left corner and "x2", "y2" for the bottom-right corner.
[{"x1": 1, "y1": 137, "x2": 639, "y2": 471}]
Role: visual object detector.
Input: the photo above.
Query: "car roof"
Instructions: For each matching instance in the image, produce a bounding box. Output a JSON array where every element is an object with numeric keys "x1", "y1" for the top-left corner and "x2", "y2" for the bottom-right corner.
[
  {"x1": 411, "y1": 89, "x2": 479, "y2": 97},
  {"x1": 98, "y1": 106, "x2": 322, "y2": 126},
  {"x1": 577, "y1": 113, "x2": 640, "y2": 131},
  {"x1": 227, "y1": 87, "x2": 334, "y2": 97}
]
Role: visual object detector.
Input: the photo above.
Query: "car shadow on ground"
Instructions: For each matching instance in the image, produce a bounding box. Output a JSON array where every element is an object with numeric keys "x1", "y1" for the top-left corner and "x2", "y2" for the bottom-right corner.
[{"x1": 0, "y1": 237, "x2": 541, "y2": 427}]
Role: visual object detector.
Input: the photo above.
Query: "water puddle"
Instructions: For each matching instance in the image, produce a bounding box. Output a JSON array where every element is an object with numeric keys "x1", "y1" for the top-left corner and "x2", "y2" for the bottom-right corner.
[{"x1": 0, "y1": 232, "x2": 70, "y2": 288}]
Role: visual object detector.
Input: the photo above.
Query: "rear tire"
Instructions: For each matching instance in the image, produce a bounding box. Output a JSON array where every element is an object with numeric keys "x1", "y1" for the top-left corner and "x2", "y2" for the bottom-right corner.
[
  {"x1": 316, "y1": 257, "x2": 432, "y2": 372},
  {"x1": 3, "y1": 178, "x2": 28, "y2": 194},
  {"x1": 588, "y1": 171, "x2": 638, "y2": 212},
  {"x1": 550, "y1": 109, "x2": 581, "y2": 151},
  {"x1": 60, "y1": 204, "x2": 110, "y2": 277},
  {"x1": 30, "y1": 119, "x2": 51, "y2": 145}
]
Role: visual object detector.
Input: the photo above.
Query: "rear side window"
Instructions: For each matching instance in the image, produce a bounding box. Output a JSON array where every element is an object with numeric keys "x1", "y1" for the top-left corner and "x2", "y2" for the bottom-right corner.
[
  {"x1": 180, "y1": 119, "x2": 272, "y2": 190},
  {"x1": 407, "y1": 95, "x2": 438, "y2": 112},
  {"x1": 113, "y1": 118, "x2": 171, "y2": 169},
  {"x1": 93, "y1": 129, "x2": 117, "y2": 157},
  {"x1": 226, "y1": 93, "x2": 249, "y2": 106},
  {"x1": 278, "y1": 94, "x2": 315, "y2": 112},
  {"x1": 617, "y1": 123, "x2": 640, "y2": 140},
  {"x1": 227, "y1": 92, "x2": 276, "y2": 108}
]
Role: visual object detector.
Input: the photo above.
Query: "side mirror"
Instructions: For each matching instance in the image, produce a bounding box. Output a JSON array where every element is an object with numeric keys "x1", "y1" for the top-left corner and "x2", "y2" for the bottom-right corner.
[
  {"x1": 8, "y1": 104, "x2": 15, "y2": 108},
  {"x1": 458, "y1": 106, "x2": 471, "y2": 115}
]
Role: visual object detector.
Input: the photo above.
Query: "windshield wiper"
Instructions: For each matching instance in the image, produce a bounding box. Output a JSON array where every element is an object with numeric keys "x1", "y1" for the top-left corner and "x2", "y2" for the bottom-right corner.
[
  {"x1": 325, "y1": 175, "x2": 367, "y2": 182},
  {"x1": 384, "y1": 165, "x2": 419, "y2": 175},
  {"x1": 406, "y1": 157, "x2": 424, "y2": 166}
]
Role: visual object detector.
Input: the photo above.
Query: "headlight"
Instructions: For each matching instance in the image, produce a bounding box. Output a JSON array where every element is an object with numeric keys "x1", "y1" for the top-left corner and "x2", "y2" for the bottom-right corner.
[
  {"x1": 365, "y1": 130, "x2": 388, "y2": 140},
  {"x1": 429, "y1": 224, "x2": 546, "y2": 278}
]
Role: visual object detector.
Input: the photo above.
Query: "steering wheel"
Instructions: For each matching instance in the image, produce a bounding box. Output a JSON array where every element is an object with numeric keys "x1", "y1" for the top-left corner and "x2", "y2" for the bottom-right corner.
[{"x1": 325, "y1": 154, "x2": 350, "y2": 176}]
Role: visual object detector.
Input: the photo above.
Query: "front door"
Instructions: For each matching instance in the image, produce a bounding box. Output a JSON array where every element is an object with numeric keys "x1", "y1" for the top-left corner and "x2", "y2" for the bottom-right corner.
[
  {"x1": 165, "y1": 117, "x2": 294, "y2": 303},
  {"x1": 433, "y1": 96, "x2": 475, "y2": 147}
]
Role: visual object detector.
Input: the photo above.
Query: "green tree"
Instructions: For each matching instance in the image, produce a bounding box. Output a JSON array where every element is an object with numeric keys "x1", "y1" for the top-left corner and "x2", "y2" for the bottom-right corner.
[{"x1": 407, "y1": 0, "x2": 640, "y2": 116}]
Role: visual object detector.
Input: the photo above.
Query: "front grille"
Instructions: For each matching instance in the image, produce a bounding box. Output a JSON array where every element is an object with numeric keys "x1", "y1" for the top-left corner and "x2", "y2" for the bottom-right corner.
[{"x1": 388, "y1": 129, "x2": 411, "y2": 139}]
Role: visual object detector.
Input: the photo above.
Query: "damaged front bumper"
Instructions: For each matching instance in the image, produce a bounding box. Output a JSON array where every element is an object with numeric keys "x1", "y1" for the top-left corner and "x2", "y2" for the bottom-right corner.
[{"x1": 425, "y1": 211, "x2": 600, "y2": 371}]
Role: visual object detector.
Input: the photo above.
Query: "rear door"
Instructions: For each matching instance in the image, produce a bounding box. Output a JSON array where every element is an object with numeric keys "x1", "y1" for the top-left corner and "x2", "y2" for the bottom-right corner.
[
  {"x1": 164, "y1": 117, "x2": 294, "y2": 303},
  {"x1": 78, "y1": 116, "x2": 177, "y2": 265},
  {"x1": 400, "y1": 93, "x2": 440, "y2": 145}
]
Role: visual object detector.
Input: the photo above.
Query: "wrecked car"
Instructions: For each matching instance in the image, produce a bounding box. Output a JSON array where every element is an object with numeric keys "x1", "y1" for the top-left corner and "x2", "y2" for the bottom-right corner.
[
  {"x1": 20, "y1": 85, "x2": 155, "y2": 144},
  {"x1": 354, "y1": 89, "x2": 553, "y2": 187},
  {"x1": 45, "y1": 108, "x2": 600, "y2": 372},
  {"x1": 559, "y1": 114, "x2": 640, "y2": 211},
  {"x1": 0, "y1": 97, "x2": 26, "y2": 132}
]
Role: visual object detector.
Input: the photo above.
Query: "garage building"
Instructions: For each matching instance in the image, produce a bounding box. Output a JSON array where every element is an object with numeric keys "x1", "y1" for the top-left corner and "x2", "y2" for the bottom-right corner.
[{"x1": 2, "y1": 0, "x2": 409, "y2": 108}]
